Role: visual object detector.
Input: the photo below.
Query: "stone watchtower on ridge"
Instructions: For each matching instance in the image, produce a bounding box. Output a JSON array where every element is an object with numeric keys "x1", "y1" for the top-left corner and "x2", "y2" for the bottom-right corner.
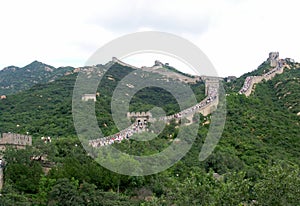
[
  {"x1": 82, "y1": 94, "x2": 96, "y2": 102},
  {"x1": 203, "y1": 77, "x2": 220, "y2": 96},
  {"x1": 268, "y1": 52, "x2": 279, "y2": 67},
  {"x1": 127, "y1": 112, "x2": 152, "y2": 126}
]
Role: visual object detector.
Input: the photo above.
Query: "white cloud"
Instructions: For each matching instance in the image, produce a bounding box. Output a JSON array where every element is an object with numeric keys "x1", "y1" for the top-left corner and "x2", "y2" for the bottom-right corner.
[
  {"x1": 87, "y1": 0, "x2": 212, "y2": 34},
  {"x1": 0, "y1": 0, "x2": 300, "y2": 77}
]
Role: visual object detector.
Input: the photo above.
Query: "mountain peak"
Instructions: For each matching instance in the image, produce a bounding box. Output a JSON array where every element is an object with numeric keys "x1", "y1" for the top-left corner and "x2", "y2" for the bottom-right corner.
[
  {"x1": 0, "y1": 61, "x2": 73, "y2": 95},
  {"x1": 2, "y1": 65, "x2": 20, "y2": 72},
  {"x1": 24, "y1": 60, "x2": 55, "y2": 69}
]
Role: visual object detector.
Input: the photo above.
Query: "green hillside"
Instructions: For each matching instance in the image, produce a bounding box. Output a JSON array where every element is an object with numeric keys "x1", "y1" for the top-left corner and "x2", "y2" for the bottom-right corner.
[
  {"x1": 0, "y1": 62, "x2": 205, "y2": 137},
  {"x1": 0, "y1": 59, "x2": 299, "y2": 205},
  {"x1": 0, "y1": 61, "x2": 75, "y2": 95}
]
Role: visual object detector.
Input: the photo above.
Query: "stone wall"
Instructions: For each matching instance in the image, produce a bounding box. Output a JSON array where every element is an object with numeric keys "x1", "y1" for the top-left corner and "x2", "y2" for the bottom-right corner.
[
  {"x1": 240, "y1": 52, "x2": 291, "y2": 97},
  {"x1": 0, "y1": 167, "x2": 3, "y2": 191},
  {"x1": 82, "y1": 94, "x2": 96, "y2": 102},
  {"x1": 0, "y1": 133, "x2": 32, "y2": 147},
  {"x1": 112, "y1": 57, "x2": 139, "y2": 69},
  {"x1": 127, "y1": 112, "x2": 152, "y2": 118},
  {"x1": 198, "y1": 97, "x2": 219, "y2": 116},
  {"x1": 241, "y1": 66, "x2": 285, "y2": 97},
  {"x1": 241, "y1": 76, "x2": 262, "y2": 97},
  {"x1": 204, "y1": 78, "x2": 221, "y2": 95},
  {"x1": 112, "y1": 57, "x2": 200, "y2": 84}
]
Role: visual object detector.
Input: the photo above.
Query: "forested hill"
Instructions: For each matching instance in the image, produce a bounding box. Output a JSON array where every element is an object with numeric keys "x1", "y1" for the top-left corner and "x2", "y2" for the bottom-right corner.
[
  {"x1": 0, "y1": 58, "x2": 199, "y2": 96},
  {"x1": 0, "y1": 62, "x2": 205, "y2": 137},
  {"x1": 0, "y1": 61, "x2": 75, "y2": 95},
  {"x1": 0, "y1": 57, "x2": 299, "y2": 205}
]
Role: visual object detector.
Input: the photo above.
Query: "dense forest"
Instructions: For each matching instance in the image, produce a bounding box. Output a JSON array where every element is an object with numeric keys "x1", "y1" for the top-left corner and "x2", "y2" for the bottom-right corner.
[{"x1": 0, "y1": 60, "x2": 299, "y2": 205}]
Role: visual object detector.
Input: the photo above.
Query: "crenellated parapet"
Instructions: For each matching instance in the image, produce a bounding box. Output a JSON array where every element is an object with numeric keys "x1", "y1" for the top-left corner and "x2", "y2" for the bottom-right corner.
[
  {"x1": 82, "y1": 94, "x2": 96, "y2": 102},
  {"x1": 127, "y1": 111, "x2": 152, "y2": 119},
  {"x1": 0, "y1": 133, "x2": 32, "y2": 150}
]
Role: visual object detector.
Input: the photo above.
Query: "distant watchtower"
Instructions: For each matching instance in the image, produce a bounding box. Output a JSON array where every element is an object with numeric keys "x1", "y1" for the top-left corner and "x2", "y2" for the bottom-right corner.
[
  {"x1": 127, "y1": 112, "x2": 152, "y2": 126},
  {"x1": 82, "y1": 94, "x2": 96, "y2": 102},
  {"x1": 268, "y1": 52, "x2": 279, "y2": 67},
  {"x1": 203, "y1": 77, "x2": 220, "y2": 96}
]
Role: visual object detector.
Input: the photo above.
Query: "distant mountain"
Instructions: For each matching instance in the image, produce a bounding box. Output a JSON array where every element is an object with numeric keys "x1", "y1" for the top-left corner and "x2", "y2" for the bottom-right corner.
[
  {"x1": 0, "y1": 61, "x2": 75, "y2": 95},
  {"x1": 0, "y1": 58, "x2": 200, "y2": 95}
]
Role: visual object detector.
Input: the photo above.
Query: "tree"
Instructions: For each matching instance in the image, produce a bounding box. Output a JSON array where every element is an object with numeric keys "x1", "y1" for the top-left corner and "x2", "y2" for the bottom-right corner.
[
  {"x1": 254, "y1": 162, "x2": 300, "y2": 205},
  {"x1": 4, "y1": 147, "x2": 43, "y2": 194},
  {"x1": 0, "y1": 179, "x2": 31, "y2": 206},
  {"x1": 47, "y1": 178, "x2": 81, "y2": 206},
  {"x1": 35, "y1": 176, "x2": 56, "y2": 205}
]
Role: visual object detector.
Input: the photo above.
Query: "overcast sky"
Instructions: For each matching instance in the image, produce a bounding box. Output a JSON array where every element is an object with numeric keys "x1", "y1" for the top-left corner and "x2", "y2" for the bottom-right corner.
[{"x1": 1, "y1": 0, "x2": 300, "y2": 77}]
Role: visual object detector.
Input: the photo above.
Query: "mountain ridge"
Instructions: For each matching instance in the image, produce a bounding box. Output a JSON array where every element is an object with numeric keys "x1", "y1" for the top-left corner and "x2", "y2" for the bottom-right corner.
[
  {"x1": 1, "y1": 57, "x2": 205, "y2": 96},
  {"x1": 0, "y1": 61, "x2": 75, "y2": 95},
  {"x1": 0, "y1": 52, "x2": 298, "y2": 135},
  {"x1": 1, "y1": 52, "x2": 298, "y2": 96}
]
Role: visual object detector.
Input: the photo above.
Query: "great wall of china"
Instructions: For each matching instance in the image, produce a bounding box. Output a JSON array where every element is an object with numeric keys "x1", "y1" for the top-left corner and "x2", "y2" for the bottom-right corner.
[
  {"x1": 239, "y1": 52, "x2": 295, "y2": 96},
  {"x1": 112, "y1": 57, "x2": 200, "y2": 83},
  {"x1": 89, "y1": 53, "x2": 297, "y2": 148},
  {"x1": 89, "y1": 77, "x2": 220, "y2": 147},
  {"x1": 0, "y1": 133, "x2": 32, "y2": 151},
  {"x1": 89, "y1": 57, "x2": 221, "y2": 147}
]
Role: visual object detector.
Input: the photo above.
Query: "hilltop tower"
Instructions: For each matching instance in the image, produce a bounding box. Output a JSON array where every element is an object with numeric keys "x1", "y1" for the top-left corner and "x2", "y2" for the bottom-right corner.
[
  {"x1": 268, "y1": 52, "x2": 279, "y2": 67},
  {"x1": 82, "y1": 94, "x2": 96, "y2": 102},
  {"x1": 127, "y1": 112, "x2": 152, "y2": 125}
]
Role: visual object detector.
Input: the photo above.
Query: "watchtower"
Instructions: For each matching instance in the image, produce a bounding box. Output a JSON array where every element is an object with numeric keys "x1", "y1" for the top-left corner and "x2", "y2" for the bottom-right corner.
[
  {"x1": 82, "y1": 94, "x2": 96, "y2": 102},
  {"x1": 268, "y1": 52, "x2": 279, "y2": 67},
  {"x1": 127, "y1": 112, "x2": 152, "y2": 126},
  {"x1": 204, "y1": 78, "x2": 220, "y2": 96}
]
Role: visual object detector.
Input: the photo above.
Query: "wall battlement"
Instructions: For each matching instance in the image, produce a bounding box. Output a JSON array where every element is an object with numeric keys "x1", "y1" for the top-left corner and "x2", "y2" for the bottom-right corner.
[
  {"x1": 82, "y1": 94, "x2": 96, "y2": 102},
  {"x1": 127, "y1": 111, "x2": 152, "y2": 118},
  {"x1": 0, "y1": 133, "x2": 32, "y2": 150}
]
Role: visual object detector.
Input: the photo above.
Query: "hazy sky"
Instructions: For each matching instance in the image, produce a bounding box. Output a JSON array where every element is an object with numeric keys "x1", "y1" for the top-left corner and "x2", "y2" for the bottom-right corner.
[{"x1": 1, "y1": 0, "x2": 300, "y2": 77}]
